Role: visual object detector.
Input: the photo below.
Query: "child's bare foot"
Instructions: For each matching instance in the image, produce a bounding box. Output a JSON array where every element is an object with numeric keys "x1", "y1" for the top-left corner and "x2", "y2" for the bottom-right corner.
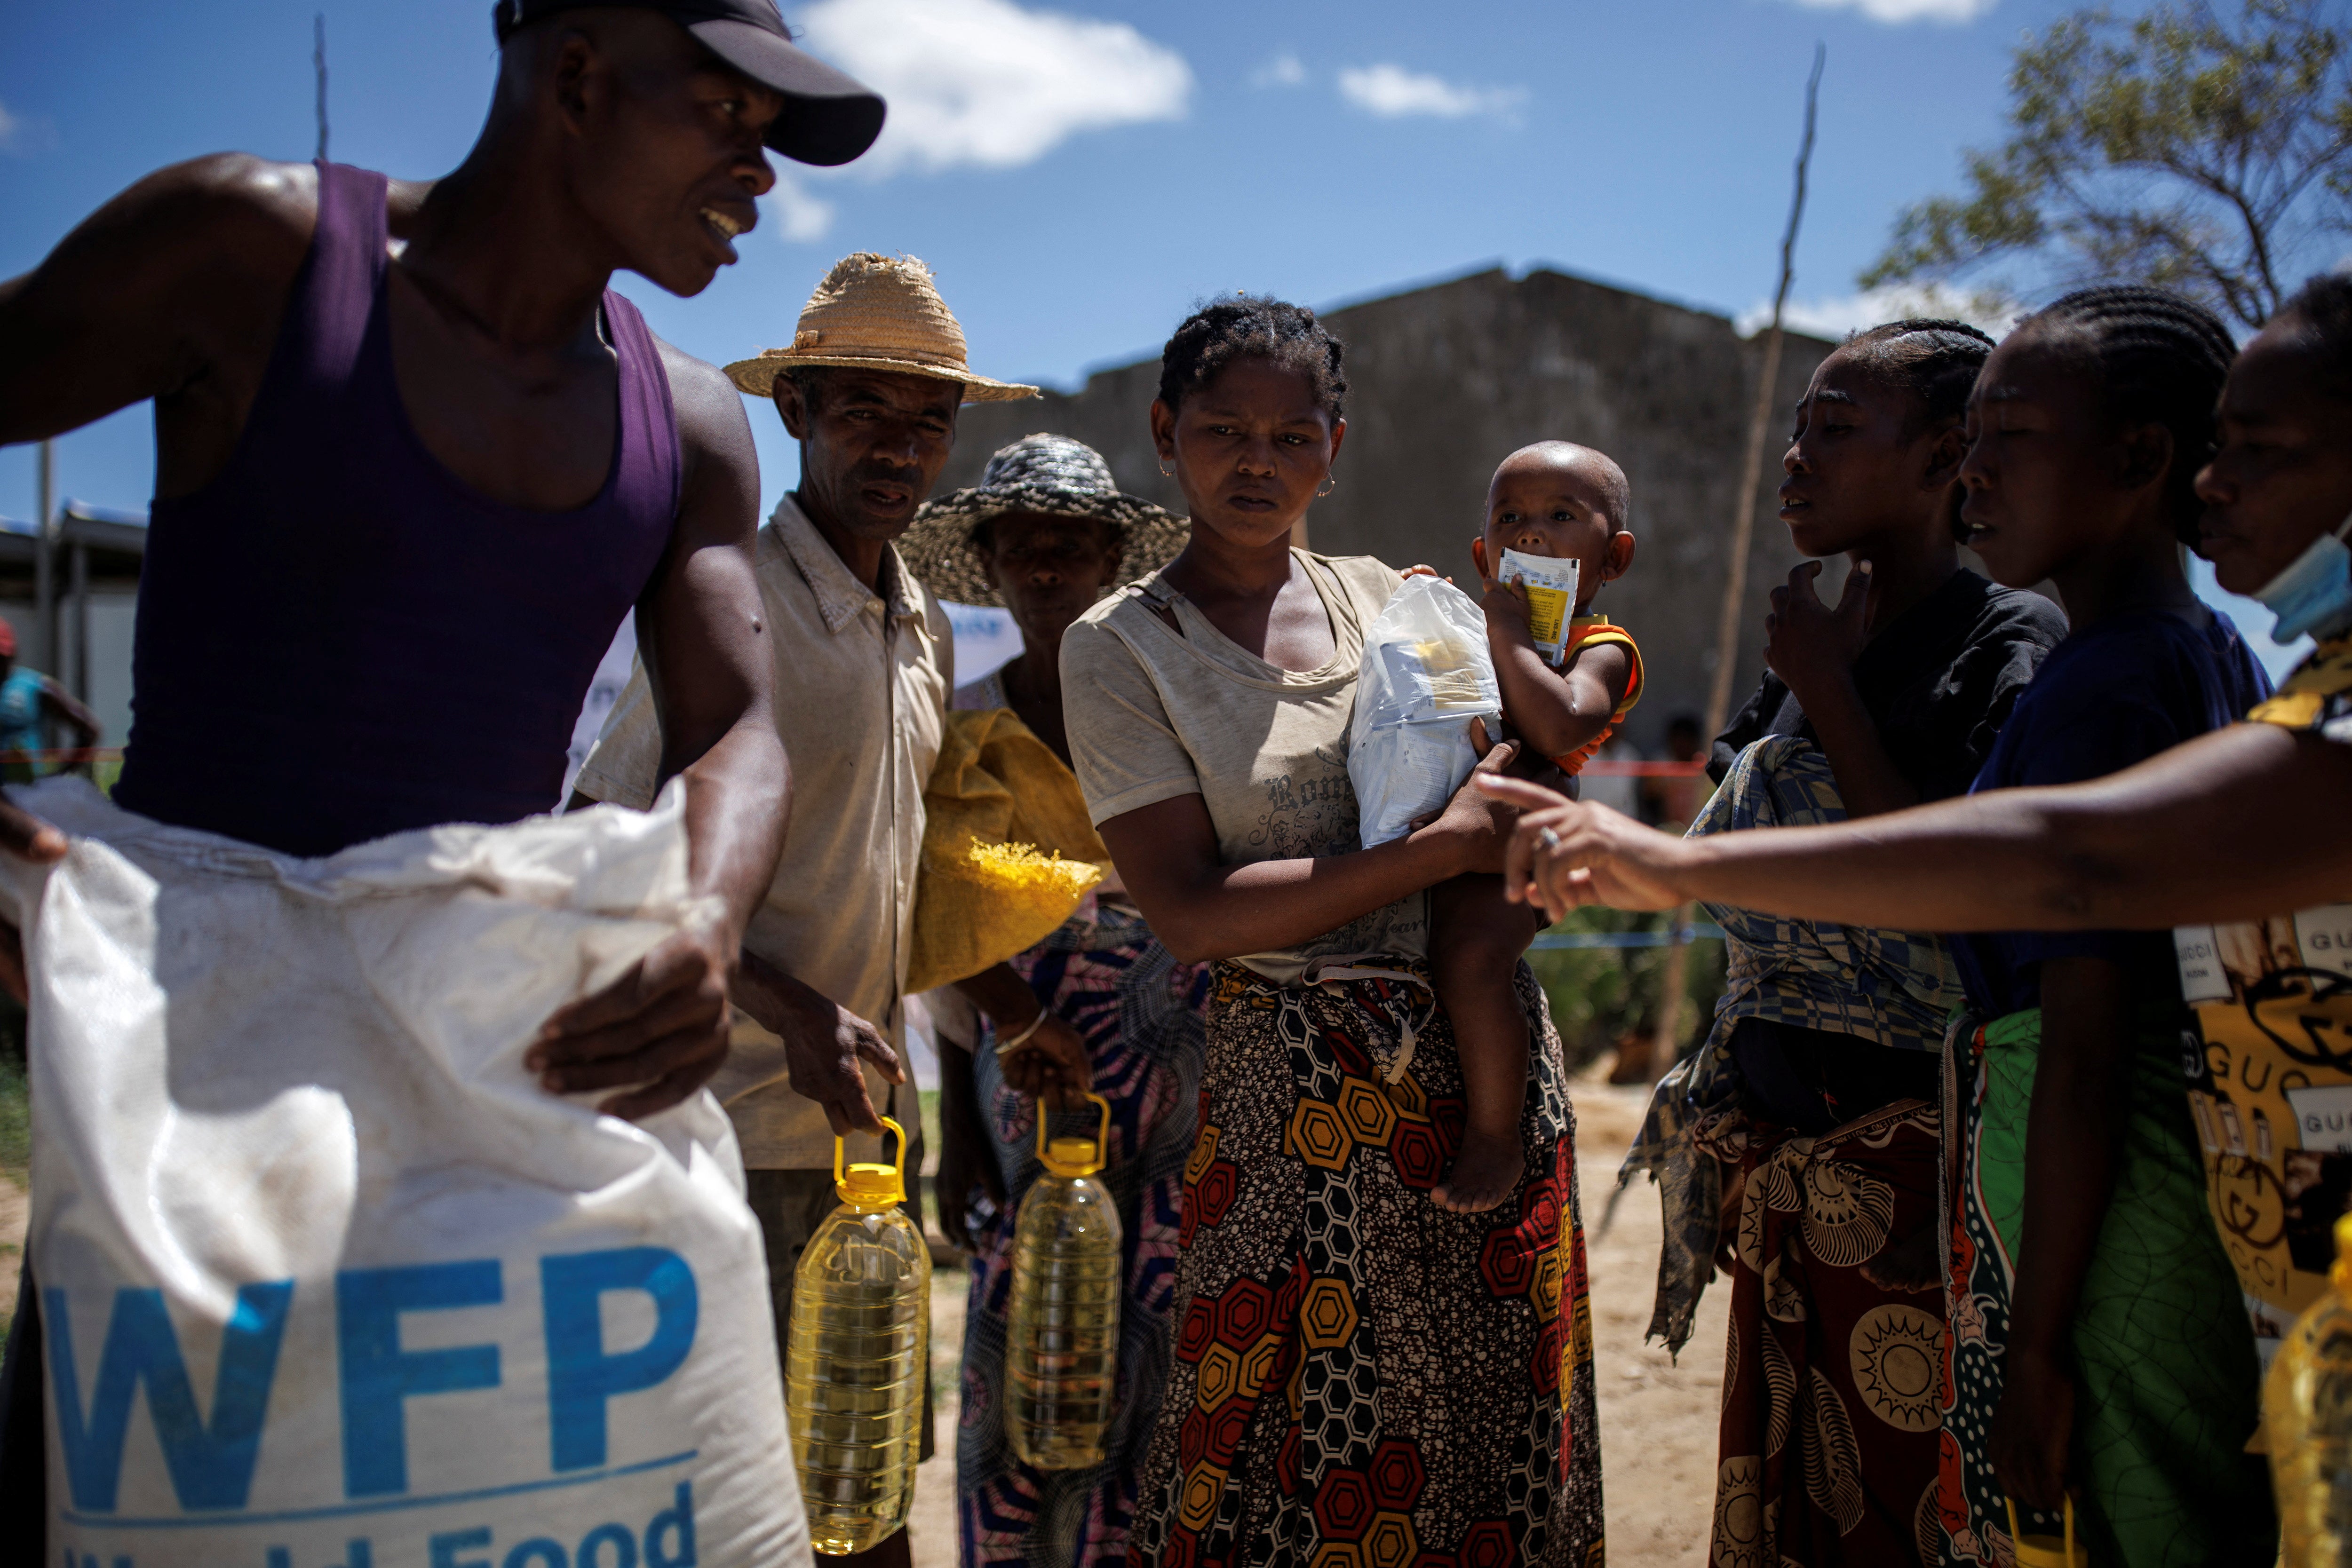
[{"x1": 1433, "y1": 1128, "x2": 1525, "y2": 1212}]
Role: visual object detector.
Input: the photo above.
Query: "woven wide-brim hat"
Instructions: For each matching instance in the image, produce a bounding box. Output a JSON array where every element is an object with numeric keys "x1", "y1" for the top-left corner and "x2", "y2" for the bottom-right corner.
[
  {"x1": 725, "y1": 253, "x2": 1039, "y2": 403},
  {"x1": 900, "y1": 434, "x2": 1190, "y2": 608}
]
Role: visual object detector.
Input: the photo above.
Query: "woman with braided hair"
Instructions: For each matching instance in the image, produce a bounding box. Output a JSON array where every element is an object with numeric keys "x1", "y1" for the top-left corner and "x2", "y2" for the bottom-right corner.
[
  {"x1": 1626, "y1": 319, "x2": 2067, "y2": 1564},
  {"x1": 1921, "y1": 288, "x2": 2274, "y2": 1567},
  {"x1": 1059, "y1": 296, "x2": 1605, "y2": 1565}
]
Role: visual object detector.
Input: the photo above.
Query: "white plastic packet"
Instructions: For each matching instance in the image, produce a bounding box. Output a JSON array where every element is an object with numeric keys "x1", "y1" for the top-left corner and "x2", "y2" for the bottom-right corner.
[
  {"x1": 1349, "y1": 574, "x2": 1503, "y2": 847},
  {"x1": 5, "y1": 776, "x2": 809, "y2": 1567},
  {"x1": 1497, "y1": 547, "x2": 1581, "y2": 665}
]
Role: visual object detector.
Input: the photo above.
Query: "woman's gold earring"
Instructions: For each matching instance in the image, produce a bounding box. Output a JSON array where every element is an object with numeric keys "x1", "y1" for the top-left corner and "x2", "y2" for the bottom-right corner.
[
  {"x1": 1158, "y1": 460, "x2": 1174, "y2": 479},
  {"x1": 1316, "y1": 473, "x2": 1337, "y2": 498}
]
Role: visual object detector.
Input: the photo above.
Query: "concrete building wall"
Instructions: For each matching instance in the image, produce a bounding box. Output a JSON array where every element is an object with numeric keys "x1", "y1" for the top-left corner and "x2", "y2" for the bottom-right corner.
[{"x1": 938, "y1": 266, "x2": 1839, "y2": 753}]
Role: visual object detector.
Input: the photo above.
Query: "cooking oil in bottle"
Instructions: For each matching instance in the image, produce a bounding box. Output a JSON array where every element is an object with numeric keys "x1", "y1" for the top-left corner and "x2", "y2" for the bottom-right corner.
[
  {"x1": 786, "y1": 1117, "x2": 930, "y2": 1554},
  {"x1": 1006, "y1": 1092, "x2": 1123, "y2": 1470},
  {"x1": 2271, "y1": 1211, "x2": 2352, "y2": 1567}
]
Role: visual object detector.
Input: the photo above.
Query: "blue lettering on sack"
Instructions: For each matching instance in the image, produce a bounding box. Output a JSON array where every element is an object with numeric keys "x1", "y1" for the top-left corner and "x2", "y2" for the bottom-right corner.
[
  {"x1": 541, "y1": 1250, "x2": 697, "y2": 1473},
  {"x1": 337, "y1": 1262, "x2": 505, "y2": 1498},
  {"x1": 46, "y1": 1282, "x2": 294, "y2": 1512},
  {"x1": 262, "y1": 1546, "x2": 371, "y2": 1567},
  {"x1": 59, "y1": 1482, "x2": 697, "y2": 1568},
  {"x1": 431, "y1": 1527, "x2": 494, "y2": 1568},
  {"x1": 48, "y1": 1249, "x2": 701, "y2": 1522}
]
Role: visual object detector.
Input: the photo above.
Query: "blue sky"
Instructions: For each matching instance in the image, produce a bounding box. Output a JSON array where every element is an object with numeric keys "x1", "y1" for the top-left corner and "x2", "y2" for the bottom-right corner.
[{"x1": 0, "y1": 0, "x2": 2316, "y2": 672}]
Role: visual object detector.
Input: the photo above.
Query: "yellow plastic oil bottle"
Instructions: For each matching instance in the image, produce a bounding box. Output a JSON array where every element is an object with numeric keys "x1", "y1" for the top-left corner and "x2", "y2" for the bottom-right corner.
[
  {"x1": 1005, "y1": 1092, "x2": 1124, "y2": 1470},
  {"x1": 2267, "y1": 1210, "x2": 2352, "y2": 1566},
  {"x1": 2003, "y1": 1497, "x2": 2089, "y2": 1568},
  {"x1": 786, "y1": 1116, "x2": 931, "y2": 1554}
]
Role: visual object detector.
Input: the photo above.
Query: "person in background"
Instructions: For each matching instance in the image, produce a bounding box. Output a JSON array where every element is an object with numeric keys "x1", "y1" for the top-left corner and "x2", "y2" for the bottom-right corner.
[
  {"x1": 901, "y1": 432, "x2": 1207, "y2": 1568},
  {"x1": 0, "y1": 621, "x2": 100, "y2": 784},
  {"x1": 1062, "y1": 296, "x2": 1605, "y2": 1565},
  {"x1": 1633, "y1": 319, "x2": 2065, "y2": 1565},
  {"x1": 572, "y1": 253, "x2": 1043, "y2": 1568},
  {"x1": 1637, "y1": 712, "x2": 1706, "y2": 828},
  {"x1": 1577, "y1": 736, "x2": 1642, "y2": 819}
]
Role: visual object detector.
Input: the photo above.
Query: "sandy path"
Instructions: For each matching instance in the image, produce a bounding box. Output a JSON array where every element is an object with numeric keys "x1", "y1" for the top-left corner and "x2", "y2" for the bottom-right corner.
[
  {"x1": 1576, "y1": 1073, "x2": 1728, "y2": 1567},
  {"x1": 906, "y1": 1063, "x2": 1726, "y2": 1568}
]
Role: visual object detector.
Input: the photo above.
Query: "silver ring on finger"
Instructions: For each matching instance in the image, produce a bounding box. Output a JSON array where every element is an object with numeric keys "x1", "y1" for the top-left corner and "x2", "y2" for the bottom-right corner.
[{"x1": 1536, "y1": 826, "x2": 1563, "y2": 854}]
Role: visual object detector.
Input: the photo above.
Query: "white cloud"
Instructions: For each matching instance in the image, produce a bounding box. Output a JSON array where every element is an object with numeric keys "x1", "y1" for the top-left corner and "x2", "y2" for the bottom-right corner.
[
  {"x1": 761, "y1": 173, "x2": 836, "y2": 243},
  {"x1": 1739, "y1": 282, "x2": 2021, "y2": 341},
  {"x1": 0, "y1": 97, "x2": 54, "y2": 156},
  {"x1": 1253, "y1": 52, "x2": 1306, "y2": 88},
  {"x1": 795, "y1": 0, "x2": 1192, "y2": 176},
  {"x1": 1780, "y1": 0, "x2": 1997, "y2": 23},
  {"x1": 1337, "y1": 63, "x2": 1526, "y2": 120}
]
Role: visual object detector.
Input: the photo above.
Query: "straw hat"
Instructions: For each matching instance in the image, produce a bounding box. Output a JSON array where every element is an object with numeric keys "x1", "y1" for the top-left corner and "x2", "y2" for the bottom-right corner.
[
  {"x1": 900, "y1": 434, "x2": 1190, "y2": 608},
  {"x1": 725, "y1": 253, "x2": 1039, "y2": 403}
]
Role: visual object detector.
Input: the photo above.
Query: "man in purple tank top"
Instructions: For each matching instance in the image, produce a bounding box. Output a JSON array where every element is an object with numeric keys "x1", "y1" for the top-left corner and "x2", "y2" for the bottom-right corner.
[{"x1": 0, "y1": 0, "x2": 887, "y2": 1537}]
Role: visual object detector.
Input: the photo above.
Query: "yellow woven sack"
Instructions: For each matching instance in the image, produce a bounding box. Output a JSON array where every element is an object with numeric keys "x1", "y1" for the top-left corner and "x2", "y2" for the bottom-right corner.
[{"x1": 906, "y1": 707, "x2": 1107, "y2": 994}]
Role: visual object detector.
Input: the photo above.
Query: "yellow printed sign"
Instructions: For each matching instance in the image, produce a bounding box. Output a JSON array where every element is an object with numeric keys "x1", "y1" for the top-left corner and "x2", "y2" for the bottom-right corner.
[{"x1": 2181, "y1": 910, "x2": 2352, "y2": 1354}]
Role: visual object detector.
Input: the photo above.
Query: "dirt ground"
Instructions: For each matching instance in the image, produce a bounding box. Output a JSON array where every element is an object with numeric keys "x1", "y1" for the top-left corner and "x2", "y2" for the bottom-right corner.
[
  {"x1": 905, "y1": 1061, "x2": 1728, "y2": 1568},
  {"x1": 0, "y1": 1066, "x2": 1723, "y2": 1567}
]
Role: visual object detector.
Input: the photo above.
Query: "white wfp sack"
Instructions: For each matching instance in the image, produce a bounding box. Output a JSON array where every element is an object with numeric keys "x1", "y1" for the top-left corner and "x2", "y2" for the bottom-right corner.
[
  {"x1": 1348, "y1": 573, "x2": 1502, "y2": 847},
  {"x1": 5, "y1": 777, "x2": 808, "y2": 1568}
]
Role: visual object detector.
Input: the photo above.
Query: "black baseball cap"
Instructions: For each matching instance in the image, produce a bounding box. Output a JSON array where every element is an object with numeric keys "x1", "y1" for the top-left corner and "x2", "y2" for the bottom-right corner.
[{"x1": 493, "y1": 0, "x2": 887, "y2": 166}]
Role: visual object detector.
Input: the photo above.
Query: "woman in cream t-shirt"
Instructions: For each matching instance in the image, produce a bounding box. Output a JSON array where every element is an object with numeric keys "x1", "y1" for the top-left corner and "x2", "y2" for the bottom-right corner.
[{"x1": 1061, "y1": 297, "x2": 1605, "y2": 1567}]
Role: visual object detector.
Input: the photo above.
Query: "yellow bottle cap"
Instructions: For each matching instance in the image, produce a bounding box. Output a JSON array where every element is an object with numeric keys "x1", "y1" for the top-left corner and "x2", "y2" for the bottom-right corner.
[
  {"x1": 1037, "y1": 1093, "x2": 1112, "y2": 1178},
  {"x1": 834, "y1": 1116, "x2": 908, "y2": 1211}
]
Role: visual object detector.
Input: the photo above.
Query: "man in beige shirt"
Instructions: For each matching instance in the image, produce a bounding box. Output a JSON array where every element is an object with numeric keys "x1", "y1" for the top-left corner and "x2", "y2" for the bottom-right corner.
[{"x1": 573, "y1": 252, "x2": 1037, "y2": 1568}]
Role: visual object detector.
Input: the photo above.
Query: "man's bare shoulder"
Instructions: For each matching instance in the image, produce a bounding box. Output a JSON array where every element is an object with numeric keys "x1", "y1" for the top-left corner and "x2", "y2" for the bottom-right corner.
[
  {"x1": 658, "y1": 338, "x2": 758, "y2": 464},
  {"x1": 653, "y1": 333, "x2": 761, "y2": 534},
  {"x1": 108, "y1": 153, "x2": 320, "y2": 272}
]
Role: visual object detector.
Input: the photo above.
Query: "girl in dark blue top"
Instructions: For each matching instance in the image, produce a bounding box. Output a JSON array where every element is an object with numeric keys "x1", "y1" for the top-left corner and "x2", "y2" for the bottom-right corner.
[{"x1": 1939, "y1": 287, "x2": 2275, "y2": 1568}]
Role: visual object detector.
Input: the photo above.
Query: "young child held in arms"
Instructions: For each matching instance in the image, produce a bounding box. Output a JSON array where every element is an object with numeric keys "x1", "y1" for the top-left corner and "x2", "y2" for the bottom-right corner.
[{"x1": 1431, "y1": 441, "x2": 1640, "y2": 1212}]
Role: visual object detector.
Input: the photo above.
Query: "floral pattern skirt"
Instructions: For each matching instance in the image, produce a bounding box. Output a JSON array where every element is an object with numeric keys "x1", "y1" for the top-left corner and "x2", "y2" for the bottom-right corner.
[
  {"x1": 1127, "y1": 959, "x2": 1605, "y2": 1568},
  {"x1": 1701, "y1": 1098, "x2": 1946, "y2": 1567}
]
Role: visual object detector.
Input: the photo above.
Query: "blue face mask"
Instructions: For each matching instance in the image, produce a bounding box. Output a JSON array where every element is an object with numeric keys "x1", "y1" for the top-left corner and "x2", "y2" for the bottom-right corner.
[{"x1": 2253, "y1": 511, "x2": 2352, "y2": 642}]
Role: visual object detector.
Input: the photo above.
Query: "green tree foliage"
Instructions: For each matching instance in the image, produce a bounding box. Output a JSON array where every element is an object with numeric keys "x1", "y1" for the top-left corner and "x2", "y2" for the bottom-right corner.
[
  {"x1": 1528, "y1": 907, "x2": 1726, "y2": 1074},
  {"x1": 1865, "y1": 0, "x2": 2352, "y2": 329}
]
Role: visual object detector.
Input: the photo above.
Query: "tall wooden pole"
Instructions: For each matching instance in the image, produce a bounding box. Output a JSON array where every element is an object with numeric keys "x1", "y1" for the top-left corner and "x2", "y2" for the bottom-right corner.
[
  {"x1": 1705, "y1": 42, "x2": 1824, "y2": 741},
  {"x1": 1646, "y1": 45, "x2": 1825, "y2": 1084},
  {"x1": 314, "y1": 14, "x2": 330, "y2": 162}
]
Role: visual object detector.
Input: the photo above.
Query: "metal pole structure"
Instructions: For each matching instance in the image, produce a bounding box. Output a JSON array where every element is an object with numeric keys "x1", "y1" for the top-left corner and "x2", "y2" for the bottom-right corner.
[
  {"x1": 1645, "y1": 45, "x2": 1826, "y2": 1085},
  {"x1": 69, "y1": 539, "x2": 89, "y2": 703},
  {"x1": 35, "y1": 439, "x2": 56, "y2": 674},
  {"x1": 314, "y1": 14, "x2": 330, "y2": 162}
]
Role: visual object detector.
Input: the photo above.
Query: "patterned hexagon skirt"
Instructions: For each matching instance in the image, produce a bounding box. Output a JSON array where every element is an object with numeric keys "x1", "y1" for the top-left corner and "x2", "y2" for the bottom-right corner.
[{"x1": 1127, "y1": 959, "x2": 1606, "y2": 1568}]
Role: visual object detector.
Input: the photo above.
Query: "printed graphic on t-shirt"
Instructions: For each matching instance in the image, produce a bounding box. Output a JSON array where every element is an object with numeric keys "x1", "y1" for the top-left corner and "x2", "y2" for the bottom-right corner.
[{"x1": 1248, "y1": 746, "x2": 1361, "y2": 859}]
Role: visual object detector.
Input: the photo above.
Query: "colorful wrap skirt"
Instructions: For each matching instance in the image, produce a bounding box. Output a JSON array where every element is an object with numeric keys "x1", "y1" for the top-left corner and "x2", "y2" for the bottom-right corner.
[
  {"x1": 959, "y1": 899, "x2": 1213, "y2": 1568},
  {"x1": 1703, "y1": 1095, "x2": 1946, "y2": 1566},
  {"x1": 1127, "y1": 958, "x2": 1605, "y2": 1568},
  {"x1": 1624, "y1": 736, "x2": 1961, "y2": 1360},
  {"x1": 1940, "y1": 1007, "x2": 2273, "y2": 1566}
]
